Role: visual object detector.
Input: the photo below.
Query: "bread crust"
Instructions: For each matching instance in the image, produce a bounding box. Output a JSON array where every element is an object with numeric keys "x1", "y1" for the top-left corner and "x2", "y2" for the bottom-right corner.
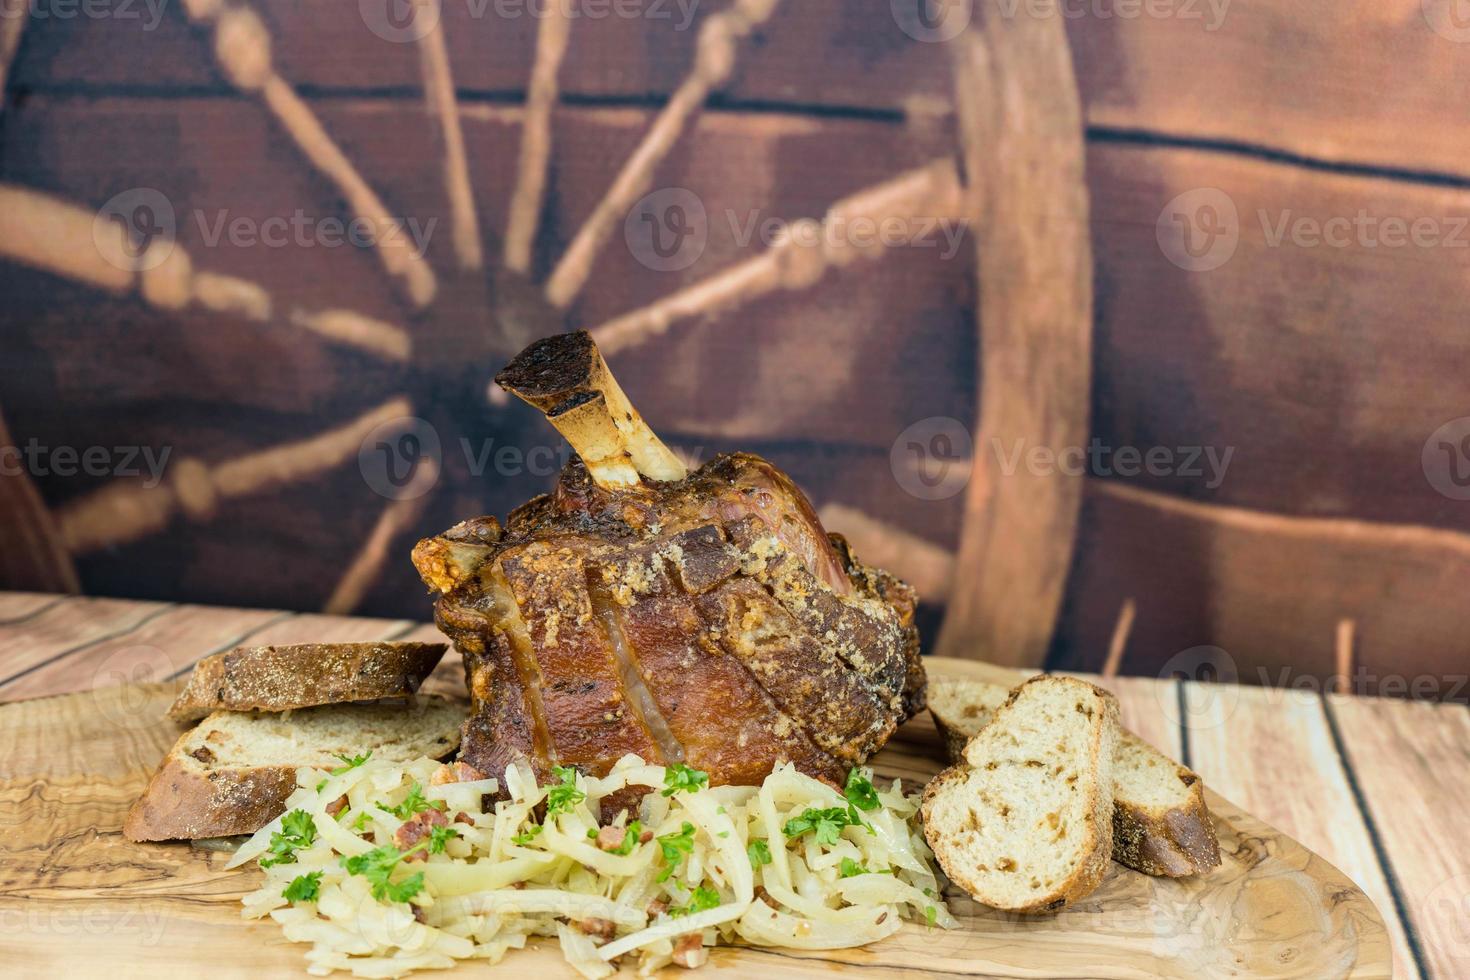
[
  {"x1": 167, "y1": 642, "x2": 448, "y2": 723},
  {"x1": 123, "y1": 758, "x2": 296, "y2": 842},
  {"x1": 920, "y1": 676, "x2": 1119, "y2": 915},
  {"x1": 1110, "y1": 769, "x2": 1221, "y2": 877},
  {"x1": 127, "y1": 698, "x2": 465, "y2": 841},
  {"x1": 930, "y1": 676, "x2": 1220, "y2": 879}
]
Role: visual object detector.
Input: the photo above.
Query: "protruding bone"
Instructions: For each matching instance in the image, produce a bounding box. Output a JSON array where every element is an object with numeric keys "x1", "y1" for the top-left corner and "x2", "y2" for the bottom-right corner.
[{"x1": 495, "y1": 331, "x2": 686, "y2": 489}]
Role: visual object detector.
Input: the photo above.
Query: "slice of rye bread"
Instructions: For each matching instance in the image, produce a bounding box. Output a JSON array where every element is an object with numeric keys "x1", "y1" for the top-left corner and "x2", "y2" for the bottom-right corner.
[
  {"x1": 928, "y1": 676, "x2": 1221, "y2": 877},
  {"x1": 920, "y1": 676, "x2": 1119, "y2": 914},
  {"x1": 124, "y1": 697, "x2": 465, "y2": 841},
  {"x1": 167, "y1": 642, "x2": 449, "y2": 723}
]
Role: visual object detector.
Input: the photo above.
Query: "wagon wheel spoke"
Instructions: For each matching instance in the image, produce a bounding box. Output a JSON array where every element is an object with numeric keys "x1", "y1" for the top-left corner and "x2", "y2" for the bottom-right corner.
[
  {"x1": 503, "y1": 0, "x2": 571, "y2": 275},
  {"x1": 413, "y1": 0, "x2": 481, "y2": 272},
  {"x1": 933, "y1": 15, "x2": 1094, "y2": 667},
  {"x1": 0, "y1": 405, "x2": 80, "y2": 593},
  {"x1": 182, "y1": 1, "x2": 437, "y2": 309},
  {"x1": 323, "y1": 458, "x2": 441, "y2": 615},
  {"x1": 0, "y1": 185, "x2": 412, "y2": 363},
  {"x1": 544, "y1": 0, "x2": 781, "y2": 309},
  {"x1": 56, "y1": 396, "x2": 414, "y2": 555},
  {"x1": 0, "y1": 0, "x2": 26, "y2": 112},
  {"x1": 590, "y1": 159, "x2": 965, "y2": 356}
]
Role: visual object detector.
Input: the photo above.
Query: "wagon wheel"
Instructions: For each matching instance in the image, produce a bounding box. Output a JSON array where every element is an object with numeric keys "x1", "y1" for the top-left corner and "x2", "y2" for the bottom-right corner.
[{"x1": 0, "y1": 1, "x2": 1091, "y2": 666}]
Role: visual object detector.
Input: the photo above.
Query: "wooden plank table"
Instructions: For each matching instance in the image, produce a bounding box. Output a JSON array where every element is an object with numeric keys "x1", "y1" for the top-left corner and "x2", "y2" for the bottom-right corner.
[{"x1": 0, "y1": 591, "x2": 1463, "y2": 978}]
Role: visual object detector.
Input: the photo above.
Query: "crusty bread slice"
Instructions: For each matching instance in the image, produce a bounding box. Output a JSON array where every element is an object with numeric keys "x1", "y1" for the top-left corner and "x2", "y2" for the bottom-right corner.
[
  {"x1": 920, "y1": 676, "x2": 1118, "y2": 914},
  {"x1": 927, "y1": 677, "x2": 1012, "y2": 763},
  {"x1": 124, "y1": 697, "x2": 464, "y2": 841},
  {"x1": 167, "y1": 641, "x2": 448, "y2": 723},
  {"x1": 928, "y1": 676, "x2": 1221, "y2": 877}
]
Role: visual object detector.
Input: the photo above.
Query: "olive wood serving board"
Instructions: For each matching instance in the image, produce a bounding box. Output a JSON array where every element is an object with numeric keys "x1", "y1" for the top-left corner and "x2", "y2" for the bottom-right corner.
[{"x1": 0, "y1": 658, "x2": 1389, "y2": 979}]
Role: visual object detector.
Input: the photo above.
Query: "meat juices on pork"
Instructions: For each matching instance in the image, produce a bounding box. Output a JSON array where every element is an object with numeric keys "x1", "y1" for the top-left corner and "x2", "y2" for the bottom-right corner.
[{"x1": 412, "y1": 331, "x2": 924, "y2": 790}]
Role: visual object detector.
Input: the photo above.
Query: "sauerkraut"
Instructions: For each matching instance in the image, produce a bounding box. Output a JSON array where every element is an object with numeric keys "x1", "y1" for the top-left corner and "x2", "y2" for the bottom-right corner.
[{"x1": 233, "y1": 754, "x2": 955, "y2": 977}]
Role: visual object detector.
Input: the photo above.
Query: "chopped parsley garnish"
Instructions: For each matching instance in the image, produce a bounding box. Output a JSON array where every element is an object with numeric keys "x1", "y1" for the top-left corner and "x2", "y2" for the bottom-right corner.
[
  {"x1": 545, "y1": 766, "x2": 586, "y2": 817},
  {"x1": 669, "y1": 885, "x2": 720, "y2": 917},
  {"x1": 511, "y1": 825, "x2": 543, "y2": 846},
  {"x1": 607, "y1": 820, "x2": 643, "y2": 856},
  {"x1": 838, "y1": 857, "x2": 890, "y2": 878},
  {"x1": 375, "y1": 783, "x2": 445, "y2": 819},
  {"x1": 660, "y1": 763, "x2": 709, "y2": 797},
  {"x1": 656, "y1": 821, "x2": 696, "y2": 882},
  {"x1": 260, "y1": 809, "x2": 317, "y2": 868},
  {"x1": 924, "y1": 905, "x2": 938, "y2": 926},
  {"x1": 342, "y1": 845, "x2": 424, "y2": 903},
  {"x1": 747, "y1": 839, "x2": 772, "y2": 867},
  {"x1": 282, "y1": 870, "x2": 322, "y2": 903},
  {"x1": 781, "y1": 806, "x2": 867, "y2": 846},
  {"x1": 317, "y1": 752, "x2": 373, "y2": 792},
  {"x1": 340, "y1": 824, "x2": 456, "y2": 904},
  {"x1": 425, "y1": 824, "x2": 459, "y2": 854},
  {"x1": 843, "y1": 768, "x2": 881, "y2": 812},
  {"x1": 587, "y1": 828, "x2": 599, "y2": 839},
  {"x1": 351, "y1": 810, "x2": 373, "y2": 832}
]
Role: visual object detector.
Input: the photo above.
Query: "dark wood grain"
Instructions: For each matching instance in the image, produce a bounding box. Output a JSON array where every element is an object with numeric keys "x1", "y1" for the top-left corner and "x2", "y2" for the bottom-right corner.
[
  {"x1": 1052, "y1": 481, "x2": 1470, "y2": 701},
  {"x1": 9, "y1": 0, "x2": 1470, "y2": 181}
]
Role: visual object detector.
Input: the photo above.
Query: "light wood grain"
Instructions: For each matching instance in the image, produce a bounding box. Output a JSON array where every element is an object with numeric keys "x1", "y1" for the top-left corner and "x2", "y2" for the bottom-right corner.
[
  {"x1": 0, "y1": 595, "x2": 172, "y2": 687},
  {"x1": 1330, "y1": 694, "x2": 1470, "y2": 979},
  {"x1": 0, "y1": 668, "x2": 1389, "y2": 979},
  {"x1": 0, "y1": 603, "x2": 285, "y2": 701},
  {"x1": 1185, "y1": 681, "x2": 1418, "y2": 979},
  {"x1": 0, "y1": 591, "x2": 65, "y2": 622}
]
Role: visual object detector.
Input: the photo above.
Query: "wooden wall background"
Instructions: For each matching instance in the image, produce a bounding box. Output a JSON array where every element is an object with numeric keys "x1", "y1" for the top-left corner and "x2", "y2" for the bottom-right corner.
[{"x1": 1, "y1": 0, "x2": 1468, "y2": 699}]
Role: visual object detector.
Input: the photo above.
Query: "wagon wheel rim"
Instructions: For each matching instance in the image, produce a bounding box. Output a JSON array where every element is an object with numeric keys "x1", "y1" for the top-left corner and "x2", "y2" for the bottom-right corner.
[{"x1": 0, "y1": 0, "x2": 1092, "y2": 656}]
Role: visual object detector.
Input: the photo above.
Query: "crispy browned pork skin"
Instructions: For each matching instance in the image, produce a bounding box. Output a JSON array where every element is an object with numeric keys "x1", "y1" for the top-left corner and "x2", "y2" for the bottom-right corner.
[{"x1": 412, "y1": 332, "x2": 923, "y2": 792}]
